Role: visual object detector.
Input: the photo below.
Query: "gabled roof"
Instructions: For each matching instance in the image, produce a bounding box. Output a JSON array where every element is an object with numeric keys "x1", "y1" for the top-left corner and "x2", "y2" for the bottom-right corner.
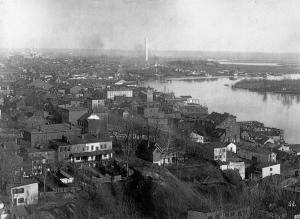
[
  {"x1": 137, "y1": 140, "x2": 157, "y2": 155},
  {"x1": 254, "y1": 134, "x2": 272, "y2": 145},
  {"x1": 70, "y1": 85, "x2": 84, "y2": 90},
  {"x1": 137, "y1": 140, "x2": 172, "y2": 155},
  {"x1": 115, "y1": 80, "x2": 126, "y2": 85},
  {"x1": 78, "y1": 112, "x2": 108, "y2": 122},
  {"x1": 211, "y1": 128, "x2": 226, "y2": 138}
]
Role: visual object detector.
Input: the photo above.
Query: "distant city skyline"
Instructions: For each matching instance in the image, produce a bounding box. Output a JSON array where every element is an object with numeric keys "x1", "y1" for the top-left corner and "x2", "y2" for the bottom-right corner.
[{"x1": 1, "y1": 0, "x2": 300, "y2": 53}]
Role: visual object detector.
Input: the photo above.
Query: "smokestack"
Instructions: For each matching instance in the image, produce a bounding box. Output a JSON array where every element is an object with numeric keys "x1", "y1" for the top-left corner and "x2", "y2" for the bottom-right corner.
[{"x1": 145, "y1": 37, "x2": 149, "y2": 62}]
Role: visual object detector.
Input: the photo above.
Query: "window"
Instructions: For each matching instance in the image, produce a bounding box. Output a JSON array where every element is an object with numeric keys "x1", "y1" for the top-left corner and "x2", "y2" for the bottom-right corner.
[
  {"x1": 230, "y1": 212, "x2": 235, "y2": 216},
  {"x1": 18, "y1": 198, "x2": 24, "y2": 203},
  {"x1": 86, "y1": 146, "x2": 89, "y2": 150},
  {"x1": 18, "y1": 188, "x2": 24, "y2": 194},
  {"x1": 270, "y1": 168, "x2": 273, "y2": 171},
  {"x1": 75, "y1": 157, "x2": 80, "y2": 161},
  {"x1": 96, "y1": 147, "x2": 99, "y2": 151},
  {"x1": 91, "y1": 146, "x2": 94, "y2": 150},
  {"x1": 238, "y1": 211, "x2": 242, "y2": 216},
  {"x1": 214, "y1": 156, "x2": 218, "y2": 160}
]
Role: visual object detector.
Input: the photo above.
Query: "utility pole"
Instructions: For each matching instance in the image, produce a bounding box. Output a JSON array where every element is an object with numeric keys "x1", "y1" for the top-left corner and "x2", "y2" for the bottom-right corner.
[
  {"x1": 43, "y1": 166, "x2": 50, "y2": 193},
  {"x1": 43, "y1": 167, "x2": 46, "y2": 192}
]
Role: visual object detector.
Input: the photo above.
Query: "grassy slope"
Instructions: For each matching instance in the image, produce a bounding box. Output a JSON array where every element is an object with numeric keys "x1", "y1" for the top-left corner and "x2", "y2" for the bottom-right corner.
[{"x1": 27, "y1": 158, "x2": 245, "y2": 219}]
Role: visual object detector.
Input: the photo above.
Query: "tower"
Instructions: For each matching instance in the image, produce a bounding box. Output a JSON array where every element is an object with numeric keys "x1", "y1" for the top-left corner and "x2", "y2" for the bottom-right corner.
[{"x1": 145, "y1": 37, "x2": 149, "y2": 62}]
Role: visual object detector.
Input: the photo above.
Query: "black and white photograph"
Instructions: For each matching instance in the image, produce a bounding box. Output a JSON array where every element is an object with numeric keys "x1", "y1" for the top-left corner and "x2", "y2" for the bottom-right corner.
[{"x1": 0, "y1": 0, "x2": 300, "y2": 218}]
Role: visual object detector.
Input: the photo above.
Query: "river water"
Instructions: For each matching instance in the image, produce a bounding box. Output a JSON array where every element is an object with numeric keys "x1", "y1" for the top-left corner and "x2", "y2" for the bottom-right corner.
[{"x1": 144, "y1": 76, "x2": 300, "y2": 144}]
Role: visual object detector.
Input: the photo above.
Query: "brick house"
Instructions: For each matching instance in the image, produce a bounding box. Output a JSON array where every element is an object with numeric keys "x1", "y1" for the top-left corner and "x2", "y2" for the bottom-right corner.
[
  {"x1": 23, "y1": 123, "x2": 82, "y2": 147},
  {"x1": 49, "y1": 134, "x2": 113, "y2": 165}
]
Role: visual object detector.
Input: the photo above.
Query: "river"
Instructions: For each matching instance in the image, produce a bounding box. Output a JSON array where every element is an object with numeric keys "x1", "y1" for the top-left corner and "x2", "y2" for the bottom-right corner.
[{"x1": 144, "y1": 76, "x2": 300, "y2": 144}]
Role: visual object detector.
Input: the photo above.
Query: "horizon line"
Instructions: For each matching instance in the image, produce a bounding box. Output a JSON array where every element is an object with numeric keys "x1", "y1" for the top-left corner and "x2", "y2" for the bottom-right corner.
[{"x1": 1, "y1": 47, "x2": 300, "y2": 56}]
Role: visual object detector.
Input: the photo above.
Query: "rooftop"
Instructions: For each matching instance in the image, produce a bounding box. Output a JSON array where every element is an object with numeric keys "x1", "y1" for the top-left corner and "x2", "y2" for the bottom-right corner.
[
  {"x1": 200, "y1": 142, "x2": 227, "y2": 149},
  {"x1": 58, "y1": 104, "x2": 88, "y2": 111},
  {"x1": 51, "y1": 134, "x2": 111, "y2": 146},
  {"x1": 255, "y1": 162, "x2": 280, "y2": 169},
  {"x1": 206, "y1": 112, "x2": 235, "y2": 125},
  {"x1": 10, "y1": 179, "x2": 39, "y2": 188},
  {"x1": 238, "y1": 143, "x2": 273, "y2": 154},
  {"x1": 26, "y1": 147, "x2": 55, "y2": 153},
  {"x1": 26, "y1": 123, "x2": 82, "y2": 133}
]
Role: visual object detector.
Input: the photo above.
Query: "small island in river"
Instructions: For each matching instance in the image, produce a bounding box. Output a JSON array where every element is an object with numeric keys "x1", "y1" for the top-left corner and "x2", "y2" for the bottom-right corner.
[{"x1": 233, "y1": 79, "x2": 300, "y2": 95}]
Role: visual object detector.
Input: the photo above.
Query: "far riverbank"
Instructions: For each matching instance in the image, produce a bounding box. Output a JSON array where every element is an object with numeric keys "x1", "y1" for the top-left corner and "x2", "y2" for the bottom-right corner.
[{"x1": 232, "y1": 79, "x2": 300, "y2": 95}]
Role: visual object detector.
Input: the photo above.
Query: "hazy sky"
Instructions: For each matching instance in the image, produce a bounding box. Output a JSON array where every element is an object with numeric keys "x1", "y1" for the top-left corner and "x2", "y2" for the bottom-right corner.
[{"x1": 1, "y1": 0, "x2": 300, "y2": 53}]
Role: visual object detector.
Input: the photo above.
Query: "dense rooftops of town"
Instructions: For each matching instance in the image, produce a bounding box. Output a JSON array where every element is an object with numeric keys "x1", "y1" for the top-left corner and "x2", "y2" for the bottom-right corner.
[
  {"x1": 27, "y1": 79, "x2": 53, "y2": 90},
  {"x1": 25, "y1": 123, "x2": 81, "y2": 133},
  {"x1": 1, "y1": 54, "x2": 299, "y2": 218}
]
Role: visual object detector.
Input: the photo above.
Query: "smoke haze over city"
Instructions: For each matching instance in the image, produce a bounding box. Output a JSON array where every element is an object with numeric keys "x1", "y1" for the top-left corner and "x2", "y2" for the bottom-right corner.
[{"x1": 1, "y1": 0, "x2": 300, "y2": 53}]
